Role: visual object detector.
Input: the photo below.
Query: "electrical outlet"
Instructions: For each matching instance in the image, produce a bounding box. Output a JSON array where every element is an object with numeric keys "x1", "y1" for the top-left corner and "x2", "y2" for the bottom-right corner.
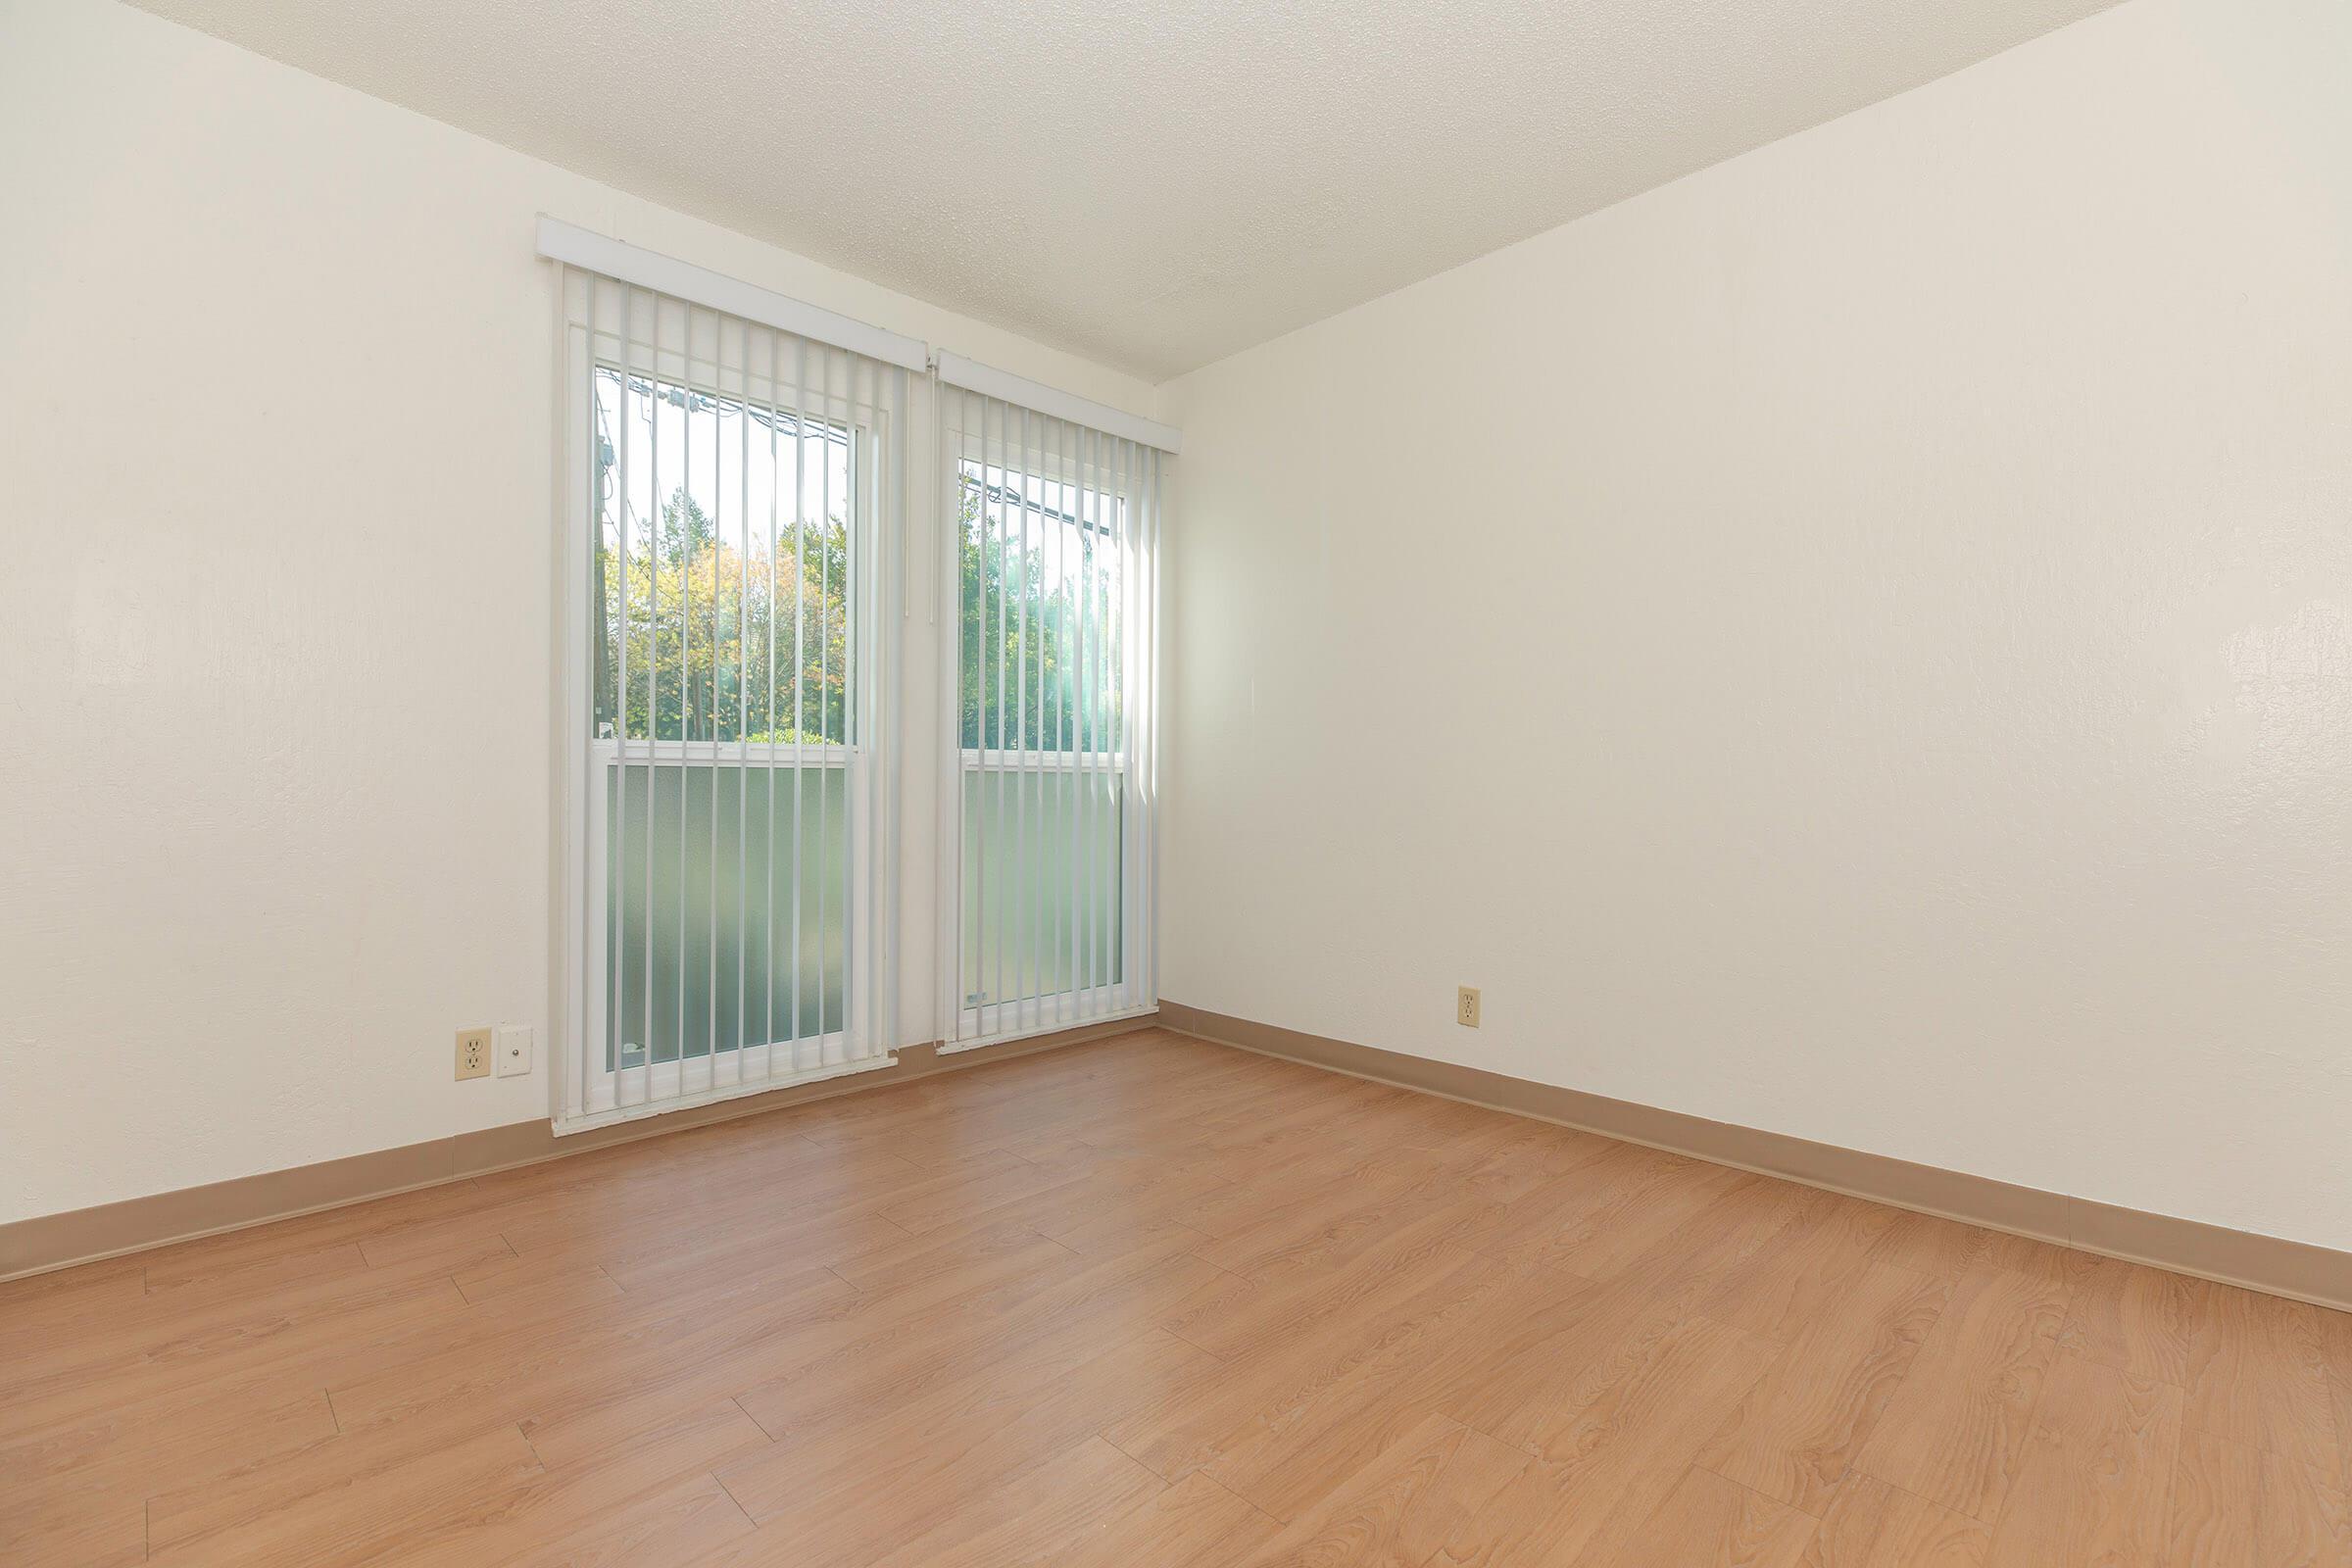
[
  {"x1": 1457, "y1": 987, "x2": 1481, "y2": 1028},
  {"x1": 494, "y1": 1023, "x2": 533, "y2": 1078},
  {"x1": 456, "y1": 1028, "x2": 492, "y2": 1080}
]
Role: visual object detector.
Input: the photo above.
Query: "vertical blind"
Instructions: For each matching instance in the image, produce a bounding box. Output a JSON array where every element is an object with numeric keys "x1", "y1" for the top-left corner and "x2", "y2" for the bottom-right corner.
[
  {"x1": 934, "y1": 368, "x2": 1164, "y2": 1052},
  {"x1": 557, "y1": 263, "x2": 908, "y2": 1129},
  {"x1": 548, "y1": 224, "x2": 1173, "y2": 1130}
]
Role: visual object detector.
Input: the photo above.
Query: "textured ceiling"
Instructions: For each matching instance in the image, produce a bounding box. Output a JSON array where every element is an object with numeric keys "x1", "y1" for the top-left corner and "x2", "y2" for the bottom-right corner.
[{"x1": 130, "y1": 0, "x2": 2121, "y2": 380}]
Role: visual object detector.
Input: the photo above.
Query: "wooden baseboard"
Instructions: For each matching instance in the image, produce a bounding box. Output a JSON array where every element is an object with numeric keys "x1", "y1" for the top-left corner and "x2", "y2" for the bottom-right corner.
[
  {"x1": 1158, "y1": 1000, "x2": 2352, "y2": 1315},
  {"x1": 0, "y1": 1015, "x2": 1155, "y2": 1284}
]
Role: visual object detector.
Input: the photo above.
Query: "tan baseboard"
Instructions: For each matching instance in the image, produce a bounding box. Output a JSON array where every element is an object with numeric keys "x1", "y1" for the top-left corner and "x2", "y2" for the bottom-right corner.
[
  {"x1": 1158, "y1": 1001, "x2": 2352, "y2": 1315},
  {"x1": 0, "y1": 1014, "x2": 1155, "y2": 1285}
]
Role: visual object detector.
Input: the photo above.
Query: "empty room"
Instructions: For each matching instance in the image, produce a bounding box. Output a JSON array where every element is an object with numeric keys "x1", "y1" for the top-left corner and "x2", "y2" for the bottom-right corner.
[{"x1": 5, "y1": 0, "x2": 2349, "y2": 1562}]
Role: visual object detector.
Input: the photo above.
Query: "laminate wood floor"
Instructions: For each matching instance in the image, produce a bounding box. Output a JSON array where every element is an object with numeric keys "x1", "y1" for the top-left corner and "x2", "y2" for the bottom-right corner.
[{"x1": 6, "y1": 1029, "x2": 2348, "y2": 1566}]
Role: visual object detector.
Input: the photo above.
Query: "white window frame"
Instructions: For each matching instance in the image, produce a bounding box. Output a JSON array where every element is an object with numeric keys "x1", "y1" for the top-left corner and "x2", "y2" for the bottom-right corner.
[
  {"x1": 934, "y1": 418, "x2": 1155, "y2": 1054},
  {"x1": 547, "y1": 228, "x2": 1173, "y2": 1128},
  {"x1": 558, "y1": 282, "x2": 898, "y2": 1130}
]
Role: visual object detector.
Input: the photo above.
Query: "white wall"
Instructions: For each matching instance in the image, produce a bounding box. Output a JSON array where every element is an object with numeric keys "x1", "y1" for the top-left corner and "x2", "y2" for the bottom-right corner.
[
  {"x1": 0, "y1": 0, "x2": 1159, "y2": 1223},
  {"x1": 1160, "y1": 0, "x2": 2352, "y2": 1250}
]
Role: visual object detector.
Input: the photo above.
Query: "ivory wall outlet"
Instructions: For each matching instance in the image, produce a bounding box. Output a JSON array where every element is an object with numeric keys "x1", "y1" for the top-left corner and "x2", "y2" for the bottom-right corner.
[{"x1": 456, "y1": 1028, "x2": 493, "y2": 1080}]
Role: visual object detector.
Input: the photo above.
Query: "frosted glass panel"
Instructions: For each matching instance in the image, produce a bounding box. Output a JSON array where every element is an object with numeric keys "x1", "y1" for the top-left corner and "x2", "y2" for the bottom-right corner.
[
  {"x1": 961, "y1": 768, "x2": 1122, "y2": 1009},
  {"x1": 605, "y1": 760, "x2": 848, "y2": 1068}
]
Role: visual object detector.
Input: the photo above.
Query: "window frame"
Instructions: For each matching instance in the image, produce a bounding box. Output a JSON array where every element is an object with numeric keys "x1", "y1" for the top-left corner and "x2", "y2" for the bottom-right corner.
[
  {"x1": 934, "y1": 419, "x2": 1153, "y2": 1053},
  {"x1": 560, "y1": 303, "x2": 897, "y2": 1129}
]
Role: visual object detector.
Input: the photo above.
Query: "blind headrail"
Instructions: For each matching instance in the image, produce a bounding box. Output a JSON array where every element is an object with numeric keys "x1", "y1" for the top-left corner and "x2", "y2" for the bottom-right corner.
[
  {"x1": 537, "y1": 216, "x2": 929, "y2": 372},
  {"x1": 538, "y1": 218, "x2": 1182, "y2": 453},
  {"x1": 934, "y1": 352, "x2": 1182, "y2": 455}
]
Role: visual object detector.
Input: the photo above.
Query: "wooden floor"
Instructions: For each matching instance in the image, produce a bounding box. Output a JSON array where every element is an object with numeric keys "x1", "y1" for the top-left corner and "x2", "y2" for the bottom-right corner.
[{"x1": 6, "y1": 1030, "x2": 2349, "y2": 1566}]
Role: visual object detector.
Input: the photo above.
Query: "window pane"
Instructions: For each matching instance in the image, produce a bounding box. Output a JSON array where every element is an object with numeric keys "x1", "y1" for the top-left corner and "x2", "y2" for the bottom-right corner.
[
  {"x1": 960, "y1": 766, "x2": 1123, "y2": 1011},
  {"x1": 593, "y1": 362, "x2": 858, "y2": 1069},
  {"x1": 605, "y1": 760, "x2": 848, "y2": 1067},
  {"x1": 956, "y1": 446, "x2": 1129, "y2": 1019},
  {"x1": 956, "y1": 459, "x2": 1122, "y2": 754},
  {"x1": 594, "y1": 367, "x2": 853, "y2": 745}
]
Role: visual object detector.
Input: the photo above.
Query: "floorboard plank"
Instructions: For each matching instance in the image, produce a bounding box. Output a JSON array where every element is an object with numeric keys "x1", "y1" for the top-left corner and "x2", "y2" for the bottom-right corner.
[
  {"x1": 1054, "y1": 1472, "x2": 1282, "y2": 1568},
  {"x1": 2180, "y1": 1281, "x2": 2341, "y2": 1477},
  {"x1": 1850, "y1": 1258, "x2": 2066, "y2": 1521},
  {"x1": 1435, "y1": 1313, "x2": 1781, "y2": 1565},
  {"x1": 1700, "y1": 1259, "x2": 1952, "y2": 1515},
  {"x1": 2167, "y1": 1428, "x2": 2351, "y2": 1568},
  {"x1": 2055, "y1": 1250, "x2": 2201, "y2": 1390},
  {"x1": 1606, "y1": 1466, "x2": 1820, "y2": 1568},
  {"x1": 1241, "y1": 1412, "x2": 1528, "y2": 1568},
  {"x1": 1980, "y1": 1352, "x2": 2180, "y2": 1568},
  {"x1": 1797, "y1": 1475, "x2": 1992, "y2": 1568},
  {"x1": 144, "y1": 1422, "x2": 543, "y2": 1567},
  {"x1": 877, "y1": 1436, "x2": 1165, "y2": 1568}
]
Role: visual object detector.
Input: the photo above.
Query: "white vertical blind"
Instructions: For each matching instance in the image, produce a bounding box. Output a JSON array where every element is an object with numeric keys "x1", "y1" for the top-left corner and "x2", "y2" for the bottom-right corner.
[
  {"x1": 557, "y1": 264, "x2": 905, "y2": 1129},
  {"x1": 550, "y1": 228, "x2": 1171, "y2": 1122},
  {"x1": 934, "y1": 378, "x2": 1164, "y2": 1052}
]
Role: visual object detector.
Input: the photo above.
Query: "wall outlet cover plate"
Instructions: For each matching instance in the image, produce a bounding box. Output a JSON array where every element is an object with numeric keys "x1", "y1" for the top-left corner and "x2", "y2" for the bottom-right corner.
[
  {"x1": 456, "y1": 1028, "x2": 493, "y2": 1080},
  {"x1": 494, "y1": 1023, "x2": 533, "y2": 1077}
]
